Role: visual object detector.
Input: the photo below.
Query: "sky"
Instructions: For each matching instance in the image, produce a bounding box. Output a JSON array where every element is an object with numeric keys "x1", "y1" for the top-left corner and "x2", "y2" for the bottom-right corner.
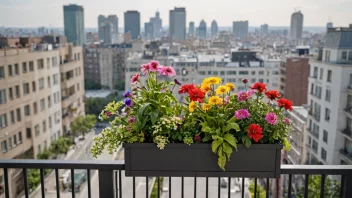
[{"x1": 0, "y1": 0, "x2": 351, "y2": 28}]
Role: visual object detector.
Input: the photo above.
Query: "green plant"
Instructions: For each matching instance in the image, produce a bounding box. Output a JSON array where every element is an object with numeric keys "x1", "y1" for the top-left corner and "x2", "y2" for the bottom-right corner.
[
  {"x1": 84, "y1": 80, "x2": 102, "y2": 90},
  {"x1": 150, "y1": 177, "x2": 164, "y2": 198},
  {"x1": 248, "y1": 179, "x2": 266, "y2": 198},
  {"x1": 297, "y1": 175, "x2": 340, "y2": 198},
  {"x1": 37, "y1": 149, "x2": 52, "y2": 159},
  {"x1": 50, "y1": 137, "x2": 72, "y2": 156},
  {"x1": 70, "y1": 114, "x2": 97, "y2": 136},
  {"x1": 27, "y1": 169, "x2": 41, "y2": 191}
]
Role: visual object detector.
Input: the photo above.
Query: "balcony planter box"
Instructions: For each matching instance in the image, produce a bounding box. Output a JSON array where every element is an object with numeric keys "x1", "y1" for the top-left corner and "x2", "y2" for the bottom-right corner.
[{"x1": 123, "y1": 143, "x2": 282, "y2": 178}]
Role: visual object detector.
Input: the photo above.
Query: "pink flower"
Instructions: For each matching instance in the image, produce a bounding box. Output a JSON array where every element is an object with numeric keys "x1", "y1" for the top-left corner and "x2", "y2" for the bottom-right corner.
[
  {"x1": 265, "y1": 113, "x2": 278, "y2": 125},
  {"x1": 141, "y1": 64, "x2": 150, "y2": 74},
  {"x1": 284, "y1": 118, "x2": 290, "y2": 125},
  {"x1": 149, "y1": 61, "x2": 161, "y2": 72},
  {"x1": 160, "y1": 66, "x2": 176, "y2": 76},
  {"x1": 235, "y1": 109, "x2": 250, "y2": 119},
  {"x1": 131, "y1": 73, "x2": 140, "y2": 84},
  {"x1": 224, "y1": 96, "x2": 230, "y2": 105},
  {"x1": 237, "y1": 90, "x2": 254, "y2": 101}
]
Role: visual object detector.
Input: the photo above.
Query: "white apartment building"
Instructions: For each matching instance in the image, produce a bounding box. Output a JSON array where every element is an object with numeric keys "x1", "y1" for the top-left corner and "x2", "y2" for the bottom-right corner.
[{"x1": 306, "y1": 26, "x2": 352, "y2": 165}]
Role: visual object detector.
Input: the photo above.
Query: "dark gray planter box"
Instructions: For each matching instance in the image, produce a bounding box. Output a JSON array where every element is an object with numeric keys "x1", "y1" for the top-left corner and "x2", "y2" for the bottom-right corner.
[{"x1": 123, "y1": 143, "x2": 282, "y2": 178}]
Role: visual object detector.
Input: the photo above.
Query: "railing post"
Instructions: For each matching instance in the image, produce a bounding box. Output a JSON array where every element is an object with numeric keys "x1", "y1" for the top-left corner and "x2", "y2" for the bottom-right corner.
[
  {"x1": 99, "y1": 169, "x2": 116, "y2": 198},
  {"x1": 344, "y1": 174, "x2": 352, "y2": 198}
]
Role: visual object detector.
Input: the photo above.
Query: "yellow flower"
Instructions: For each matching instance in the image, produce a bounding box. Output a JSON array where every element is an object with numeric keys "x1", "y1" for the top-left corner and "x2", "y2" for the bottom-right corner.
[
  {"x1": 202, "y1": 78, "x2": 211, "y2": 84},
  {"x1": 201, "y1": 83, "x2": 212, "y2": 93},
  {"x1": 208, "y1": 96, "x2": 223, "y2": 105},
  {"x1": 202, "y1": 104, "x2": 212, "y2": 111},
  {"x1": 225, "y1": 83, "x2": 235, "y2": 91},
  {"x1": 189, "y1": 101, "x2": 197, "y2": 112},
  {"x1": 207, "y1": 77, "x2": 222, "y2": 85},
  {"x1": 216, "y1": 85, "x2": 230, "y2": 95}
]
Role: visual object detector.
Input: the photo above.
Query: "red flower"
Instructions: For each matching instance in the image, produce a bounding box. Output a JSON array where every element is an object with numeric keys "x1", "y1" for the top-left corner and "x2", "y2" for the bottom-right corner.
[
  {"x1": 194, "y1": 134, "x2": 201, "y2": 143},
  {"x1": 247, "y1": 124, "x2": 263, "y2": 142},
  {"x1": 277, "y1": 98, "x2": 293, "y2": 111},
  {"x1": 188, "y1": 88, "x2": 205, "y2": 103},
  {"x1": 251, "y1": 82, "x2": 267, "y2": 93},
  {"x1": 242, "y1": 78, "x2": 249, "y2": 84},
  {"x1": 265, "y1": 90, "x2": 281, "y2": 100},
  {"x1": 131, "y1": 73, "x2": 140, "y2": 84},
  {"x1": 178, "y1": 84, "x2": 196, "y2": 94}
]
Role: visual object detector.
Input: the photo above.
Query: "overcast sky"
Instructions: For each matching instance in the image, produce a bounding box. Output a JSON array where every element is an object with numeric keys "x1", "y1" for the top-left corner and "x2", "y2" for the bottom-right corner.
[{"x1": 1, "y1": 0, "x2": 351, "y2": 28}]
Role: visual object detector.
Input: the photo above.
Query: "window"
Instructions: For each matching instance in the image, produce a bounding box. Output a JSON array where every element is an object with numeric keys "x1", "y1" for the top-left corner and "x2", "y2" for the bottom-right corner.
[
  {"x1": 325, "y1": 50, "x2": 330, "y2": 62},
  {"x1": 315, "y1": 86, "x2": 322, "y2": 98},
  {"x1": 259, "y1": 71, "x2": 264, "y2": 75},
  {"x1": 10, "y1": 110, "x2": 15, "y2": 124},
  {"x1": 42, "y1": 120, "x2": 46, "y2": 133},
  {"x1": 312, "y1": 140, "x2": 318, "y2": 153},
  {"x1": 319, "y1": 68, "x2": 323, "y2": 80},
  {"x1": 0, "y1": 89, "x2": 6, "y2": 104},
  {"x1": 8, "y1": 137, "x2": 12, "y2": 150},
  {"x1": 213, "y1": 71, "x2": 218, "y2": 75},
  {"x1": 52, "y1": 57, "x2": 58, "y2": 67},
  {"x1": 40, "y1": 99, "x2": 45, "y2": 111},
  {"x1": 13, "y1": 134, "x2": 17, "y2": 146},
  {"x1": 33, "y1": 102, "x2": 38, "y2": 114},
  {"x1": 15, "y1": 85, "x2": 20, "y2": 98},
  {"x1": 325, "y1": 108, "x2": 330, "y2": 121},
  {"x1": 44, "y1": 140, "x2": 47, "y2": 149},
  {"x1": 349, "y1": 74, "x2": 352, "y2": 87},
  {"x1": 18, "y1": 132, "x2": 22, "y2": 143},
  {"x1": 327, "y1": 70, "x2": 332, "y2": 82},
  {"x1": 239, "y1": 71, "x2": 249, "y2": 75},
  {"x1": 47, "y1": 77, "x2": 51, "y2": 87},
  {"x1": 251, "y1": 78, "x2": 256, "y2": 83},
  {"x1": 323, "y1": 130, "x2": 328, "y2": 143},
  {"x1": 207, "y1": 71, "x2": 212, "y2": 75},
  {"x1": 321, "y1": 148, "x2": 327, "y2": 161},
  {"x1": 1, "y1": 141, "x2": 7, "y2": 153},
  {"x1": 47, "y1": 58, "x2": 50, "y2": 68},
  {"x1": 54, "y1": 111, "x2": 60, "y2": 124},
  {"x1": 349, "y1": 52, "x2": 352, "y2": 61},
  {"x1": 342, "y1": 51, "x2": 348, "y2": 60},
  {"x1": 8, "y1": 88, "x2": 13, "y2": 100},
  {"x1": 22, "y1": 62, "x2": 27, "y2": 73},
  {"x1": 259, "y1": 79, "x2": 264, "y2": 83},
  {"x1": 14, "y1": 64, "x2": 19, "y2": 75},
  {"x1": 48, "y1": 96, "x2": 51, "y2": 108},
  {"x1": 24, "y1": 105, "x2": 30, "y2": 116},
  {"x1": 0, "y1": 66, "x2": 4, "y2": 79},
  {"x1": 35, "y1": 125, "x2": 40, "y2": 136},
  {"x1": 49, "y1": 116, "x2": 52, "y2": 128},
  {"x1": 53, "y1": 74, "x2": 58, "y2": 85},
  {"x1": 325, "y1": 89, "x2": 331, "y2": 102},
  {"x1": 226, "y1": 71, "x2": 236, "y2": 75},
  {"x1": 8, "y1": 65, "x2": 12, "y2": 76},
  {"x1": 38, "y1": 145, "x2": 41, "y2": 153},
  {"x1": 310, "y1": 83, "x2": 314, "y2": 94},
  {"x1": 16, "y1": 108, "x2": 21, "y2": 122},
  {"x1": 29, "y1": 61, "x2": 34, "y2": 71},
  {"x1": 37, "y1": 59, "x2": 44, "y2": 70},
  {"x1": 32, "y1": 81, "x2": 36, "y2": 92},
  {"x1": 23, "y1": 83, "x2": 29, "y2": 95},
  {"x1": 0, "y1": 114, "x2": 7, "y2": 128},
  {"x1": 39, "y1": 78, "x2": 44, "y2": 89},
  {"x1": 220, "y1": 71, "x2": 225, "y2": 75},
  {"x1": 77, "y1": 83, "x2": 80, "y2": 91},
  {"x1": 251, "y1": 71, "x2": 256, "y2": 75},
  {"x1": 26, "y1": 128, "x2": 31, "y2": 138},
  {"x1": 199, "y1": 71, "x2": 206, "y2": 75},
  {"x1": 313, "y1": 67, "x2": 318, "y2": 78}
]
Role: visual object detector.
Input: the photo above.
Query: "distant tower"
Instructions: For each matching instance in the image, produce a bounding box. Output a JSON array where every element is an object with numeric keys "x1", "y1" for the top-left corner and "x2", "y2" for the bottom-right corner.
[
  {"x1": 261, "y1": 24, "x2": 269, "y2": 34},
  {"x1": 169, "y1": 7, "x2": 186, "y2": 41},
  {"x1": 189, "y1": 22, "x2": 195, "y2": 36},
  {"x1": 124, "y1": 11, "x2": 141, "y2": 40},
  {"x1": 63, "y1": 4, "x2": 85, "y2": 45},
  {"x1": 211, "y1": 20, "x2": 218, "y2": 37},
  {"x1": 326, "y1": 22, "x2": 333, "y2": 30},
  {"x1": 290, "y1": 11, "x2": 304, "y2": 40},
  {"x1": 98, "y1": 15, "x2": 118, "y2": 44},
  {"x1": 232, "y1": 21, "x2": 248, "y2": 40},
  {"x1": 198, "y1": 20, "x2": 207, "y2": 39}
]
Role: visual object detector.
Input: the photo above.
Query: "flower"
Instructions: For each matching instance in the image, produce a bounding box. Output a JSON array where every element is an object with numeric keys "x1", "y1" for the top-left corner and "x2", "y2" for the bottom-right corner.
[
  {"x1": 179, "y1": 84, "x2": 196, "y2": 94},
  {"x1": 265, "y1": 113, "x2": 278, "y2": 125},
  {"x1": 160, "y1": 66, "x2": 176, "y2": 76},
  {"x1": 242, "y1": 78, "x2": 249, "y2": 84},
  {"x1": 174, "y1": 79, "x2": 182, "y2": 85},
  {"x1": 247, "y1": 124, "x2": 263, "y2": 142},
  {"x1": 224, "y1": 96, "x2": 230, "y2": 105},
  {"x1": 277, "y1": 98, "x2": 293, "y2": 111},
  {"x1": 123, "y1": 91, "x2": 132, "y2": 98},
  {"x1": 225, "y1": 83, "x2": 235, "y2": 91},
  {"x1": 104, "y1": 111, "x2": 112, "y2": 117},
  {"x1": 235, "y1": 109, "x2": 250, "y2": 119},
  {"x1": 208, "y1": 96, "x2": 223, "y2": 105},
  {"x1": 128, "y1": 117, "x2": 136, "y2": 123},
  {"x1": 237, "y1": 90, "x2": 254, "y2": 101},
  {"x1": 251, "y1": 82, "x2": 267, "y2": 93},
  {"x1": 131, "y1": 73, "x2": 140, "y2": 84},
  {"x1": 149, "y1": 61, "x2": 161, "y2": 72},
  {"x1": 188, "y1": 88, "x2": 205, "y2": 102},
  {"x1": 206, "y1": 77, "x2": 222, "y2": 85},
  {"x1": 201, "y1": 83, "x2": 212, "y2": 93},
  {"x1": 202, "y1": 104, "x2": 211, "y2": 111},
  {"x1": 284, "y1": 118, "x2": 291, "y2": 125},
  {"x1": 141, "y1": 63, "x2": 150, "y2": 74},
  {"x1": 265, "y1": 90, "x2": 281, "y2": 100},
  {"x1": 216, "y1": 85, "x2": 230, "y2": 95},
  {"x1": 189, "y1": 101, "x2": 197, "y2": 112},
  {"x1": 124, "y1": 98, "x2": 133, "y2": 107},
  {"x1": 194, "y1": 134, "x2": 201, "y2": 143}
]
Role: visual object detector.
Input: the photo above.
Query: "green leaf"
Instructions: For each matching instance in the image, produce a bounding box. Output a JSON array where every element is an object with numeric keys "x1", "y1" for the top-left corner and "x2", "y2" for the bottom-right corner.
[
  {"x1": 202, "y1": 135, "x2": 212, "y2": 142},
  {"x1": 242, "y1": 136, "x2": 252, "y2": 148},
  {"x1": 222, "y1": 142, "x2": 233, "y2": 160},
  {"x1": 212, "y1": 135, "x2": 223, "y2": 141},
  {"x1": 223, "y1": 122, "x2": 240, "y2": 132},
  {"x1": 202, "y1": 126, "x2": 212, "y2": 133},
  {"x1": 149, "y1": 110, "x2": 159, "y2": 125},
  {"x1": 211, "y1": 139, "x2": 223, "y2": 153},
  {"x1": 223, "y1": 134, "x2": 237, "y2": 149},
  {"x1": 138, "y1": 103, "x2": 151, "y2": 119},
  {"x1": 218, "y1": 153, "x2": 226, "y2": 171}
]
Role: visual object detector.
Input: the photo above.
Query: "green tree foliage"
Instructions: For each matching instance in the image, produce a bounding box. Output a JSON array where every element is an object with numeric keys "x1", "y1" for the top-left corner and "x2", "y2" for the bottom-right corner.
[
  {"x1": 84, "y1": 80, "x2": 102, "y2": 90},
  {"x1": 70, "y1": 115, "x2": 97, "y2": 137},
  {"x1": 85, "y1": 93, "x2": 123, "y2": 115},
  {"x1": 50, "y1": 137, "x2": 72, "y2": 156},
  {"x1": 28, "y1": 169, "x2": 41, "y2": 191},
  {"x1": 297, "y1": 175, "x2": 340, "y2": 198},
  {"x1": 36, "y1": 149, "x2": 52, "y2": 159},
  {"x1": 114, "y1": 80, "x2": 125, "y2": 91},
  {"x1": 249, "y1": 180, "x2": 266, "y2": 198}
]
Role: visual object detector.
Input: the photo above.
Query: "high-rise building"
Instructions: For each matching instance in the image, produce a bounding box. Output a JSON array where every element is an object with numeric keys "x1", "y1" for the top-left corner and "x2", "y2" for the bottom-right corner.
[
  {"x1": 124, "y1": 11, "x2": 140, "y2": 40},
  {"x1": 232, "y1": 21, "x2": 248, "y2": 40},
  {"x1": 211, "y1": 20, "x2": 218, "y2": 37},
  {"x1": 290, "y1": 11, "x2": 304, "y2": 40},
  {"x1": 144, "y1": 22, "x2": 153, "y2": 40},
  {"x1": 98, "y1": 15, "x2": 118, "y2": 44},
  {"x1": 169, "y1": 7, "x2": 186, "y2": 41},
  {"x1": 38, "y1": 27, "x2": 45, "y2": 36},
  {"x1": 261, "y1": 24, "x2": 269, "y2": 34},
  {"x1": 150, "y1": 11, "x2": 162, "y2": 39},
  {"x1": 189, "y1": 22, "x2": 195, "y2": 36},
  {"x1": 326, "y1": 22, "x2": 333, "y2": 30},
  {"x1": 198, "y1": 20, "x2": 207, "y2": 39},
  {"x1": 306, "y1": 26, "x2": 352, "y2": 165},
  {"x1": 63, "y1": 4, "x2": 85, "y2": 45}
]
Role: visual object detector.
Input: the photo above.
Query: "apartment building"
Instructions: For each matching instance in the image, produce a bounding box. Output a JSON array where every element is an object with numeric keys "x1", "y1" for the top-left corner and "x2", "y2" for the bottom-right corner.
[{"x1": 306, "y1": 26, "x2": 352, "y2": 165}]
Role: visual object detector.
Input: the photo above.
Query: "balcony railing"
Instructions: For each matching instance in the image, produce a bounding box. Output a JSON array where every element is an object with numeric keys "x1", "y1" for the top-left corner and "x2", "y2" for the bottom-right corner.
[
  {"x1": 0, "y1": 160, "x2": 352, "y2": 198},
  {"x1": 345, "y1": 107, "x2": 352, "y2": 117},
  {"x1": 341, "y1": 128, "x2": 352, "y2": 140},
  {"x1": 307, "y1": 128, "x2": 320, "y2": 139}
]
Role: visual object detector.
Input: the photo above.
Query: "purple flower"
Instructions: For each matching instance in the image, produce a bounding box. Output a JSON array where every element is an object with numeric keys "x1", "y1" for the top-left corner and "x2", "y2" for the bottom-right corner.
[
  {"x1": 284, "y1": 118, "x2": 290, "y2": 125},
  {"x1": 124, "y1": 98, "x2": 133, "y2": 107},
  {"x1": 194, "y1": 134, "x2": 201, "y2": 143},
  {"x1": 123, "y1": 91, "x2": 132, "y2": 98},
  {"x1": 174, "y1": 79, "x2": 182, "y2": 85},
  {"x1": 128, "y1": 117, "x2": 136, "y2": 123},
  {"x1": 237, "y1": 90, "x2": 254, "y2": 101},
  {"x1": 235, "y1": 109, "x2": 250, "y2": 119},
  {"x1": 265, "y1": 113, "x2": 278, "y2": 125}
]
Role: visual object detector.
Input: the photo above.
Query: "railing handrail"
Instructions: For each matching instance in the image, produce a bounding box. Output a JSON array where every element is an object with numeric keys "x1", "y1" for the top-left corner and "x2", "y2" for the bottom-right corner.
[{"x1": 281, "y1": 165, "x2": 352, "y2": 175}]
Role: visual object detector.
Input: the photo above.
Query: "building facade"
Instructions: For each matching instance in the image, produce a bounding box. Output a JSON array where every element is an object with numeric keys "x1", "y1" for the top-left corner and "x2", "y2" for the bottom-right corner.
[
  {"x1": 198, "y1": 20, "x2": 207, "y2": 39},
  {"x1": 290, "y1": 11, "x2": 304, "y2": 40},
  {"x1": 98, "y1": 15, "x2": 118, "y2": 44},
  {"x1": 169, "y1": 7, "x2": 186, "y2": 41},
  {"x1": 261, "y1": 24, "x2": 269, "y2": 34},
  {"x1": 189, "y1": 22, "x2": 195, "y2": 36},
  {"x1": 211, "y1": 20, "x2": 218, "y2": 37},
  {"x1": 124, "y1": 11, "x2": 140, "y2": 40},
  {"x1": 63, "y1": 4, "x2": 85, "y2": 45},
  {"x1": 232, "y1": 21, "x2": 248, "y2": 40}
]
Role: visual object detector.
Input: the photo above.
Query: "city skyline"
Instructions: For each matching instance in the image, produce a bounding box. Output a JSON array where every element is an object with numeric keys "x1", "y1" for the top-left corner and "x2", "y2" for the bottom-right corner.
[{"x1": 0, "y1": 0, "x2": 351, "y2": 27}]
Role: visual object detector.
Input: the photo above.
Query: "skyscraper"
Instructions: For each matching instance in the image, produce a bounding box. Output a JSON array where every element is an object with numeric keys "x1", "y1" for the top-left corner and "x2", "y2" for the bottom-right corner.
[
  {"x1": 232, "y1": 21, "x2": 248, "y2": 40},
  {"x1": 261, "y1": 24, "x2": 269, "y2": 34},
  {"x1": 98, "y1": 15, "x2": 118, "y2": 44},
  {"x1": 326, "y1": 22, "x2": 333, "y2": 29},
  {"x1": 169, "y1": 7, "x2": 186, "y2": 41},
  {"x1": 63, "y1": 4, "x2": 85, "y2": 45},
  {"x1": 189, "y1": 22, "x2": 195, "y2": 36},
  {"x1": 124, "y1": 11, "x2": 140, "y2": 40},
  {"x1": 211, "y1": 20, "x2": 218, "y2": 37},
  {"x1": 144, "y1": 22, "x2": 153, "y2": 39},
  {"x1": 150, "y1": 11, "x2": 162, "y2": 39},
  {"x1": 198, "y1": 20, "x2": 207, "y2": 39},
  {"x1": 290, "y1": 11, "x2": 304, "y2": 40}
]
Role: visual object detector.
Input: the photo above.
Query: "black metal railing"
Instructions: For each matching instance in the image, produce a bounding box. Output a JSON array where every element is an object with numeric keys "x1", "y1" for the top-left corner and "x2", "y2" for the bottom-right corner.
[{"x1": 0, "y1": 160, "x2": 352, "y2": 198}]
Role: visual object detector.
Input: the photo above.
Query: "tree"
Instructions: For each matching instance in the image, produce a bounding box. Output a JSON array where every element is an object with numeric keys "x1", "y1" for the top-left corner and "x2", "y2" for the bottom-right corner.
[
  {"x1": 37, "y1": 149, "x2": 52, "y2": 159},
  {"x1": 70, "y1": 115, "x2": 97, "y2": 136},
  {"x1": 50, "y1": 137, "x2": 72, "y2": 156},
  {"x1": 85, "y1": 93, "x2": 123, "y2": 115},
  {"x1": 249, "y1": 180, "x2": 266, "y2": 198},
  {"x1": 84, "y1": 80, "x2": 102, "y2": 90},
  {"x1": 297, "y1": 175, "x2": 340, "y2": 198},
  {"x1": 114, "y1": 80, "x2": 125, "y2": 91}
]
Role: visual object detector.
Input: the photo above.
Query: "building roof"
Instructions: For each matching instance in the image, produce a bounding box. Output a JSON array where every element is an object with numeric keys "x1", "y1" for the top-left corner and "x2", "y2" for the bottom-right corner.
[{"x1": 325, "y1": 27, "x2": 352, "y2": 49}]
